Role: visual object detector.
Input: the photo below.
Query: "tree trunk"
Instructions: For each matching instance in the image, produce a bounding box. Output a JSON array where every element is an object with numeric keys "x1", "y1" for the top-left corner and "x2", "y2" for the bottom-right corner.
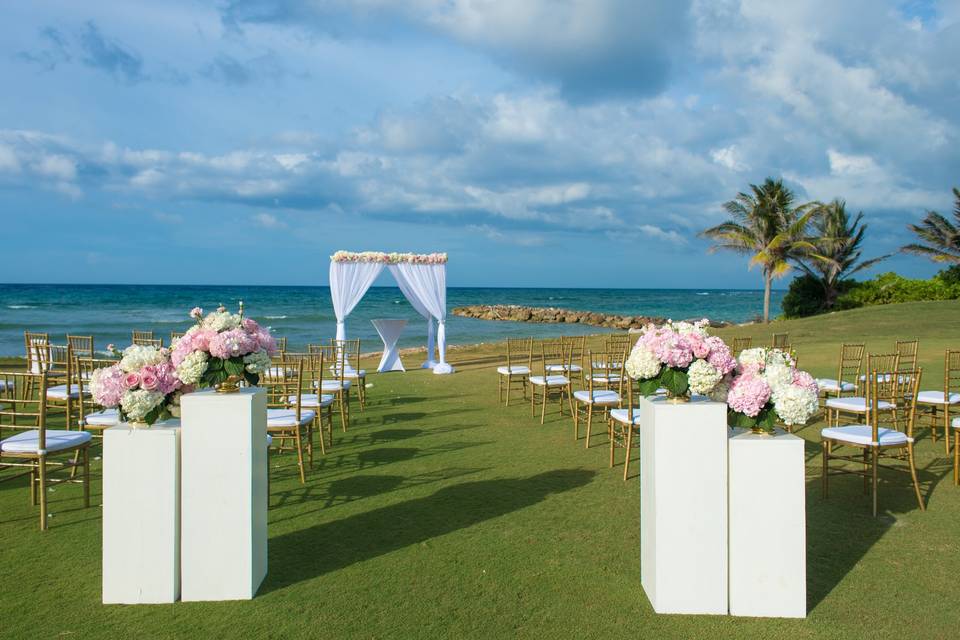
[{"x1": 763, "y1": 269, "x2": 772, "y2": 323}]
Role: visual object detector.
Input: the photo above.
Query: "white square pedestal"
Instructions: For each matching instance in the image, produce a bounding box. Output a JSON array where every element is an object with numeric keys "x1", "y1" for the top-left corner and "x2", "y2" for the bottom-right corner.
[
  {"x1": 728, "y1": 428, "x2": 806, "y2": 618},
  {"x1": 180, "y1": 388, "x2": 268, "y2": 601},
  {"x1": 640, "y1": 396, "x2": 729, "y2": 615},
  {"x1": 102, "y1": 421, "x2": 181, "y2": 604}
]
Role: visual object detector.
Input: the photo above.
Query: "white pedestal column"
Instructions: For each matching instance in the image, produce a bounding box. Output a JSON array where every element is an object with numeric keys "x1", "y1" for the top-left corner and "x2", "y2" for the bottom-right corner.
[
  {"x1": 102, "y1": 421, "x2": 181, "y2": 604},
  {"x1": 640, "y1": 396, "x2": 729, "y2": 615},
  {"x1": 371, "y1": 318, "x2": 407, "y2": 373},
  {"x1": 728, "y1": 428, "x2": 806, "y2": 618},
  {"x1": 180, "y1": 388, "x2": 267, "y2": 601}
]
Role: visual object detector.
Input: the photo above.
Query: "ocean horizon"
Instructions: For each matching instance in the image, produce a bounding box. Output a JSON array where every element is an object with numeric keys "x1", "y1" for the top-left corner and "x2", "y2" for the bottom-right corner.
[{"x1": 0, "y1": 283, "x2": 785, "y2": 357}]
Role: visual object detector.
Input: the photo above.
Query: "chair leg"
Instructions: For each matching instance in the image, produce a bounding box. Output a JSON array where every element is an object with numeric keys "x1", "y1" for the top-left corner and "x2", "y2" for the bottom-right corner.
[
  {"x1": 307, "y1": 424, "x2": 314, "y2": 469},
  {"x1": 623, "y1": 427, "x2": 633, "y2": 481},
  {"x1": 944, "y1": 408, "x2": 951, "y2": 456},
  {"x1": 294, "y1": 428, "x2": 306, "y2": 484},
  {"x1": 39, "y1": 457, "x2": 48, "y2": 531},
  {"x1": 498, "y1": 375, "x2": 504, "y2": 406},
  {"x1": 30, "y1": 468, "x2": 37, "y2": 505},
  {"x1": 907, "y1": 442, "x2": 925, "y2": 511},
  {"x1": 339, "y1": 393, "x2": 348, "y2": 432},
  {"x1": 83, "y1": 447, "x2": 90, "y2": 508},
  {"x1": 584, "y1": 404, "x2": 593, "y2": 449},
  {"x1": 573, "y1": 401, "x2": 580, "y2": 441},
  {"x1": 540, "y1": 385, "x2": 548, "y2": 425},
  {"x1": 821, "y1": 440, "x2": 829, "y2": 499},
  {"x1": 862, "y1": 448, "x2": 869, "y2": 495},
  {"x1": 609, "y1": 422, "x2": 615, "y2": 468},
  {"x1": 871, "y1": 447, "x2": 879, "y2": 517},
  {"x1": 530, "y1": 384, "x2": 536, "y2": 417}
]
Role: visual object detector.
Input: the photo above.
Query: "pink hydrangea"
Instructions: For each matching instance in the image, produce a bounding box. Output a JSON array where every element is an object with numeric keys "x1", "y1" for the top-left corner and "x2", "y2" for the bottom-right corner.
[
  {"x1": 152, "y1": 361, "x2": 182, "y2": 395},
  {"x1": 792, "y1": 370, "x2": 818, "y2": 394},
  {"x1": 727, "y1": 373, "x2": 772, "y2": 418},
  {"x1": 209, "y1": 328, "x2": 259, "y2": 359},
  {"x1": 705, "y1": 337, "x2": 736, "y2": 375},
  {"x1": 91, "y1": 364, "x2": 125, "y2": 407}
]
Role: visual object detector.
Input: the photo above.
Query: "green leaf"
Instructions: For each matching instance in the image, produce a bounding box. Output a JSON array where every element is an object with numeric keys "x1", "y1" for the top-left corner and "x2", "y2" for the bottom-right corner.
[
  {"x1": 207, "y1": 358, "x2": 224, "y2": 372},
  {"x1": 244, "y1": 371, "x2": 259, "y2": 387},
  {"x1": 637, "y1": 378, "x2": 661, "y2": 396},
  {"x1": 660, "y1": 368, "x2": 689, "y2": 396},
  {"x1": 225, "y1": 358, "x2": 245, "y2": 377}
]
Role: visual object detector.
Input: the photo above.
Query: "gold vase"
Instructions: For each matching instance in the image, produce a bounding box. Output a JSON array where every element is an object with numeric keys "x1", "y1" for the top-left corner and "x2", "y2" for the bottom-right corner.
[
  {"x1": 127, "y1": 419, "x2": 150, "y2": 429},
  {"x1": 665, "y1": 391, "x2": 691, "y2": 404},
  {"x1": 750, "y1": 426, "x2": 773, "y2": 436},
  {"x1": 215, "y1": 374, "x2": 242, "y2": 394}
]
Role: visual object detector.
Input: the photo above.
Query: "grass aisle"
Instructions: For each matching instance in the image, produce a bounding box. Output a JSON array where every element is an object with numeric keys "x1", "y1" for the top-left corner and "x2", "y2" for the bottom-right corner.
[{"x1": 1, "y1": 301, "x2": 959, "y2": 639}]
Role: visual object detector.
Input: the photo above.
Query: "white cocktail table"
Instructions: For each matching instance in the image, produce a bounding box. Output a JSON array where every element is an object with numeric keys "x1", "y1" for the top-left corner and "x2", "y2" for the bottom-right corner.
[{"x1": 371, "y1": 318, "x2": 407, "y2": 373}]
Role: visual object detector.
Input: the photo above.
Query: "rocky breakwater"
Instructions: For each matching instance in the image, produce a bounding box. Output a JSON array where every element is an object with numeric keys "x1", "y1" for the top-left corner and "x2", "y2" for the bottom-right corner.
[{"x1": 452, "y1": 305, "x2": 654, "y2": 330}]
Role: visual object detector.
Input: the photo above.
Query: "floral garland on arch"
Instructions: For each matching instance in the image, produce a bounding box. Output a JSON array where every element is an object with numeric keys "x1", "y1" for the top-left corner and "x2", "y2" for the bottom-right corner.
[
  {"x1": 331, "y1": 250, "x2": 448, "y2": 265},
  {"x1": 171, "y1": 305, "x2": 277, "y2": 389},
  {"x1": 714, "y1": 347, "x2": 820, "y2": 432},
  {"x1": 625, "y1": 319, "x2": 737, "y2": 399},
  {"x1": 89, "y1": 344, "x2": 186, "y2": 425}
]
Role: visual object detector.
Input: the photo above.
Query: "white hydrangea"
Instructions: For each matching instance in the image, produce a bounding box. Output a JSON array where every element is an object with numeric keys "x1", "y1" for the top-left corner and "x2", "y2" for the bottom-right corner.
[
  {"x1": 673, "y1": 319, "x2": 709, "y2": 338},
  {"x1": 766, "y1": 348, "x2": 795, "y2": 368},
  {"x1": 709, "y1": 375, "x2": 732, "y2": 403},
  {"x1": 202, "y1": 310, "x2": 242, "y2": 332},
  {"x1": 688, "y1": 359, "x2": 722, "y2": 395},
  {"x1": 625, "y1": 345, "x2": 661, "y2": 380},
  {"x1": 121, "y1": 389, "x2": 165, "y2": 421},
  {"x1": 762, "y1": 363, "x2": 795, "y2": 395},
  {"x1": 772, "y1": 385, "x2": 818, "y2": 426},
  {"x1": 737, "y1": 347, "x2": 768, "y2": 369},
  {"x1": 243, "y1": 349, "x2": 271, "y2": 374},
  {"x1": 175, "y1": 350, "x2": 209, "y2": 385},
  {"x1": 120, "y1": 345, "x2": 165, "y2": 373}
]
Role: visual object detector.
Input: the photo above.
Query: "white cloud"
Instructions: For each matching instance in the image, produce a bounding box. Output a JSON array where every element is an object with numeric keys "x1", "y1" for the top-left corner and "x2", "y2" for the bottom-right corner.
[
  {"x1": 710, "y1": 145, "x2": 749, "y2": 172},
  {"x1": 0, "y1": 143, "x2": 21, "y2": 173},
  {"x1": 252, "y1": 212, "x2": 285, "y2": 228},
  {"x1": 827, "y1": 149, "x2": 877, "y2": 176}
]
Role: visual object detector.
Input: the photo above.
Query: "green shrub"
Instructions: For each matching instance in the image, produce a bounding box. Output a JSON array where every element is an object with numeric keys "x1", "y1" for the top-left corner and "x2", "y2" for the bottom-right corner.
[
  {"x1": 782, "y1": 274, "x2": 858, "y2": 318},
  {"x1": 835, "y1": 272, "x2": 960, "y2": 309},
  {"x1": 936, "y1": 264, "x2": 960, "y2": 285}
]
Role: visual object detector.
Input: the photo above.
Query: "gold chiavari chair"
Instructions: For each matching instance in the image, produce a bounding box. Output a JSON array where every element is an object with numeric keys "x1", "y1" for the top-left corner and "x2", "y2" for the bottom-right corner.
[
  {"x1": 283, "y1": 351, "x2": 333, "y2": 454},
  {"x1": 772, "y1": 332, "x2": 790, "y2": 351},
  {"x1": 308, "y1": 344, "x2": 350, "y2": 432},
  {"x1": 24, "y1": 331, "x2": 49, "y2": 374},
  {"x1": 557, "y1": 335, "x2": 586, "y2": 383},
  {"x1": 732, "y1": 337, "x2": 752, "y2": 356},
  {"x1": 574, "y1": 350, "x2": 625, "y2": 448},
  {"x1": 816, "y1": 343, "x2": 864, "y2": 403},
  {"x1": 604, "y1": 334, "x2": 633, "y2": 356},
  {"x1": 825, "y1": 353, "x2": 899, "y2": 427},
  {"x1": 276, "y1": 336, "x2": 288, "y2": 353},
  {"x1": 497, "y1": 338, "x2": 532, "y2": 406},
  {"x1": 529, "y1": 340, "x2": 574, "y2": 424},
  {"x1": 132, "y1": 330, "x2": 155, "y2": 345},
  {"x1": 0, "y1": 371, "x2": 92, "y2": 530},
  {"x1": 170, "y1": 331, "x2": 185, "y2": 344},
  {"x1": 331, "y1": 338, "x2": 367, "y2": 411},
  {"x1": 895, "y1": 339, "x2": 919, "y2": 373},
  {"x1": 136, "y1": 337, "x2": 163, "y2": 349},
  {"x1": 260, "y1": 357, "x2": 313, "y2": 484},
  {"x1": 916, "y1": 349, "x2": 960, "y2": 455},
  {"x1": 66, "y1": 335, "x2": 94, "y2": 359},
  {"x1": 821, "y1": 368, "x2": 924, "y2": 517},
  {"x1": 609, "y1": 375, "x2": 641, "y2": 481},
  {"x1": 75, "y1": 357, "x2": 122, "y2": 433},
  {"x1": 37, "y1": 344, "x2": 87, "y2": 431}
]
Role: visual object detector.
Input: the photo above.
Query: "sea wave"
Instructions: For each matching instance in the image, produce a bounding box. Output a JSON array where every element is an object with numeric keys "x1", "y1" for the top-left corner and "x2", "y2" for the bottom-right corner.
[
  {"x1": 7, "y1": 305, "x2": 36, "y2": 309},
  {"x1": 265, "y1": 315, "x2": 288, "y2": 319}
]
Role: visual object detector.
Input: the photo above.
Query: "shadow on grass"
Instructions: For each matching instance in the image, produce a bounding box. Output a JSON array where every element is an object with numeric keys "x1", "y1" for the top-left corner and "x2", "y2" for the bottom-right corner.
[{"x1": 263, "y1": 468, "x2": 596, "y2": 593}]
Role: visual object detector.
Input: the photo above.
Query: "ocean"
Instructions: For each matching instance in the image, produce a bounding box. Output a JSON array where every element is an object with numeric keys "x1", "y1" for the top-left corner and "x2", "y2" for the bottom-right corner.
[{"x1": 0, "y1": 284, "x2": 784, "y2": 357}]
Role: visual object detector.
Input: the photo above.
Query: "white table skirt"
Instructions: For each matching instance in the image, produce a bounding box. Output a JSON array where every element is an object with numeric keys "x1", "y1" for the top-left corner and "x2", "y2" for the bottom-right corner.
[{"x1": 372, "y1": 318, "x2": 407, "y2": 373}]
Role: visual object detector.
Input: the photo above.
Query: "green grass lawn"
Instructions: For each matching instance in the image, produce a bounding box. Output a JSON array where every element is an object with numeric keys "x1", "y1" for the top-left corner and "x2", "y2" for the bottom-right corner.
[{"x1": 1, "y1": 300, "x2": 959, "y2": 639}]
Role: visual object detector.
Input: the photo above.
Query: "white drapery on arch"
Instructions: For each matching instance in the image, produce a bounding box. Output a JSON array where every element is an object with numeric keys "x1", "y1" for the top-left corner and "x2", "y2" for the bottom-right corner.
[{"x1": 328, "y1": 253, "x2": 453, "y2": 375}]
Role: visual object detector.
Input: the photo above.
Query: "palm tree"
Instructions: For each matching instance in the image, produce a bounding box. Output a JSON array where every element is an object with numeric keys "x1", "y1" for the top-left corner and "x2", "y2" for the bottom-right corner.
[
  {"x1": 902, "y1": 187, "x2": 960, "y2": 264},
  {"x1": 701, "y1": 178, "x2": 818, "y2": 322},
  {"x1": 796, "y1": 200, "x2": 888, "y2": 310}
]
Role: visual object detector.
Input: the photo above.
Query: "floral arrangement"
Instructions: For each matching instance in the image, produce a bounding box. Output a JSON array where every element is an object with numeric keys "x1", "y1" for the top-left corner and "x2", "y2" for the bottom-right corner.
[
  {"x1": 89, "y1": 344, "x2": 185, "y2": 424},
  {"x1": 625, "y1": 319, "x2": 737, "y2": 398},
  {"x1": 170, "y1": 305, "x2": 277, "y2": 389},
  {"x1": 714, "y1": 347, "x2": 819, "y2": 432},
  {"x1": 331, "y1": 250, "x2": 447, "y2": 265}
]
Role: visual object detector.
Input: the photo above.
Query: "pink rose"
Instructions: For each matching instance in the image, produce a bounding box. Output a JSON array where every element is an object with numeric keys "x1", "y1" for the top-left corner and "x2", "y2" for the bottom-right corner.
[
  {"x1": 123, "y1": 372, "x2": 140, "y2": 389},
  {"x1": 190, "y1": 306, "x2": 203, "y2": 320},
  {"x1": 140, "y1": 372, "x2": 159, "y2": 391}
]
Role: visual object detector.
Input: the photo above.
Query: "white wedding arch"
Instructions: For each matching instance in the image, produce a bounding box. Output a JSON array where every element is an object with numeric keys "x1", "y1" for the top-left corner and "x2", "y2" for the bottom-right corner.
[{"x1": 329, "y1": 251, "x2": 454, "y2": 375}]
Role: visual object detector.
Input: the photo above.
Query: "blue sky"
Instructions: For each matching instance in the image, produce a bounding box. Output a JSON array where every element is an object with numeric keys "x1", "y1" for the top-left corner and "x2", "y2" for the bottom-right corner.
[{"x1": 1, "y1": 0, "x2": 958, "y2": 288}]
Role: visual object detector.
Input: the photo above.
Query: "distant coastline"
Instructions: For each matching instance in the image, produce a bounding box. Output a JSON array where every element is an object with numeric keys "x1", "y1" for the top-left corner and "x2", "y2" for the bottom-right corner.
[{"x1": 452, "y1": 305, "x2": 732, "y2": 329}]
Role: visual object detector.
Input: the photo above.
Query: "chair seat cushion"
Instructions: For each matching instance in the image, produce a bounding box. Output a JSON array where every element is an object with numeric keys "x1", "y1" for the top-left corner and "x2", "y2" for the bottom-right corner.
[
  {"x1": 917, "y1": 391, "x2": 960, "y2": 405},
  {"x1": 546, "y1": 364, "x2": 582, "y2": 373},
  {"x1": 825, "y1": 397, "x2": 895, "y2": 412},
  {"x1": 821, "y1": 425, "x2": 911, "y2": 447},
  {"x1": 314, "y1": 380, "x2": 352, "y2": 391},
  {"x1": 343, "y1": 369, "x2": 366, "y2": 379},
  {"x1": 530, "y1": 375, "x2": 569, "y2": 386},
  {"x1": 497, "y1": 366, "x2": 530, "y2": 375},
  {"x1": 84, "y1": 408, "x2": 120, "y2": 427},
  {"x1": 815, "y1": 378, "x2": 856, "y2": 393},
  {"x1": 610, "y1": 408, "x2": 641, "y2": 425},
  {"x1": 589, "y1": 374, "x2": 622, "y2": 384},
  {"x1": 266, "y1": 434, "x2": 273, "y2": 446},
  {"x1": 288, "y1": 394, "x2": 334, "y2": 408},
  {"x1": 593, "y1": 361, "x2": 623, "y2": 369},
  {"x1": 267, "y1": 366, "x2": 295, "y2": 377},
  {"x1": 953, "y1": 416, "x2": 960, "y2": 429},
  {"x1": 1, "y1": 429, "x2": 92, "y2": 454},
  {"x1": 574, "y1": 389, "x2": 620, "y2": 405},
  {"x1": 267, "y1": 408, "x2": 316, "y2": 428},
  {"x1": 47, "y1": 385, "x2": 89, "y2": 400},
  {"x1": 0, "y1": 380, "x2": 13, "y2": 391}
]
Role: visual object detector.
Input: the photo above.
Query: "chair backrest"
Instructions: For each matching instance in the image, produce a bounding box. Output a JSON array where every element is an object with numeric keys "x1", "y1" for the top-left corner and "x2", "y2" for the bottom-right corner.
[
  {"x1": 330, "y1": 338, "x2": 361, "y2": 374},
  {"x1": 772, "y1": 333, "x2": 790, "y2": 350},
  {"x1": 538, "y1": 340, "x2": 571, "y2": 377},
  {"x1": 170, "y1": 331, "x2": 185, "y2": 344},
  {"x1": 895, "y1": 339, "x2": 918, "y2": 372},
  {"x1": 505, "y1": 338, "x2": 532, "y2": 370},
  {"x1": 562, "y1": 335, "x2": 586, "y2": 372},
  {"x1": 865, "y1": 353, "x2": 900, "y2": 404},
  {"x1": 24, "y1": 331, "x2": 49, "y2": 374},
  {"x1": 0, "y1": 371, "x2": 48, "y2": 436},
  {"x1": 732, "y1": 337, "x2": 752, "y2": 355},
  {"x1": 132, "y1": 330, "x2": 155, "y2": 343},
  {"x1": 276, "y1": 336, "x2": 288, "y2": 353},
  {"x1": 870, "y1": 367, "x2": 921, "y2": 440},
  {"x1": 837, "y1": 343, "x2": 865, "y2": 384},
  {"x1": 308, "y1": 344, "x2": 345, "y2": 386},
  {"x1": 605, "y1": 334, "x2": 632, "y2": 356},
  {"x1": 67, "y1": 335, "x2": 94, "y2": 359},
  {"x1": 134, "y1": 337, "x2": 163, "y2": 349},
  {"x1": 945, "y1": 350, "x2": 960, "y2": 395},
  {"x1": 259, "y1": 356, "x2": 302, "y2": 416},
  {"x1": 586, "y1": 350, "x2": 626, "y2": 398}
]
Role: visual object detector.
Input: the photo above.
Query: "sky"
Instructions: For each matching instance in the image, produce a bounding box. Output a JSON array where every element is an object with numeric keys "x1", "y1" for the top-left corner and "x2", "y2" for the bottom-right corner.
[{"x1": 0, "y1": 0, "x2": 958, "y2": 288}]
